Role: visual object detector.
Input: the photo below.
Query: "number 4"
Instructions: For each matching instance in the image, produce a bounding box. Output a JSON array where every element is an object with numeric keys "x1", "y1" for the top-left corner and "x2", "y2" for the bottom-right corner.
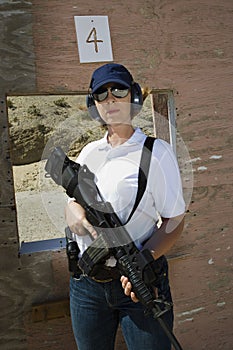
[{"x1": 86, "y1": 27, "x2": 103, "y2": 53}]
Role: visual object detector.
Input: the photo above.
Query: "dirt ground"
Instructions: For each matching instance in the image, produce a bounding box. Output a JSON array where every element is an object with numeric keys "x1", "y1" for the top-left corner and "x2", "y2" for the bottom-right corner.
[{"x1": 13, "y1": 161, "x2": 67, "y2": 243}]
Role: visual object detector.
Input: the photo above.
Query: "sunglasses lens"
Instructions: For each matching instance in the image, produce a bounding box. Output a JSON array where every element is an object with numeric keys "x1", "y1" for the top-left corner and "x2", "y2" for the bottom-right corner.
[
  {"x1": 93, "y1": 85, "x2": 129, "y2": 102},
  {"x1": 93, "y1": 89, "x2": 108, "y2": 102},
  {"x1": 111, "y1": 87, "x2": 129, "y2": 98}
]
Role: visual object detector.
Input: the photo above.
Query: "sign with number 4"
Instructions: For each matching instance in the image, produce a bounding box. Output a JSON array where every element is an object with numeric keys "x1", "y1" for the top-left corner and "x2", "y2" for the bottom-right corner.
[{"x1": 74, "y1": 16, "x2": 113, "y2": 63}]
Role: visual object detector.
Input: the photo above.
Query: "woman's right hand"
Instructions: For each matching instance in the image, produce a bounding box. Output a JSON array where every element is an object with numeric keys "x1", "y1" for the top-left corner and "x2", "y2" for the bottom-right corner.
[{"x1": 65, "y1": 200, "x2": 97, "y2": 239}]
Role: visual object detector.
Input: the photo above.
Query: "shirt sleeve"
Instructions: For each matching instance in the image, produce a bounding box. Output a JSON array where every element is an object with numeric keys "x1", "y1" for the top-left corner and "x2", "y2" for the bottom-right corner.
[{"x1": 151, "y1": 139, "x2": 186, "y2": 218}]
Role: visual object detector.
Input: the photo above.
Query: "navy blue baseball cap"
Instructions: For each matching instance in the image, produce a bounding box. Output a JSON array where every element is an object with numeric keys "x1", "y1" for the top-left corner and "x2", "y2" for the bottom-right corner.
[{"x1": 89, "y1": 63, "x2": 134, "y2": 93}]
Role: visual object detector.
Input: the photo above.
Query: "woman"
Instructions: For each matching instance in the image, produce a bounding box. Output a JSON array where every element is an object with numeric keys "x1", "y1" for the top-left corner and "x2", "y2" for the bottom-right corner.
[{"x1": 65, "y1": 63, "x2": 185, "y2": 350}]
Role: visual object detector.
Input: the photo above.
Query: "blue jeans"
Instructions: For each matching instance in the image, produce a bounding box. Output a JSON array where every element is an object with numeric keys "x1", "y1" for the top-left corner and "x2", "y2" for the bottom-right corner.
[{"x1": 70, "y1": 258, "x2": 173, "y2": 350}]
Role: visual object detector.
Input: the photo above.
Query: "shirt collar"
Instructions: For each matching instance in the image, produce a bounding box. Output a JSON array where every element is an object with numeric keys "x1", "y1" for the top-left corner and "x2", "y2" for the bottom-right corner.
[{"x1": 97, "y1": 128, "x2": 146, "y2": 150}]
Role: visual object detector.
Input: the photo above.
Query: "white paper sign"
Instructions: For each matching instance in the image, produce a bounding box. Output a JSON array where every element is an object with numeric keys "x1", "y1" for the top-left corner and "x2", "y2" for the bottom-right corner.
[{"x1": 74, "y1": 16, "x2": 113, "y2": 63}]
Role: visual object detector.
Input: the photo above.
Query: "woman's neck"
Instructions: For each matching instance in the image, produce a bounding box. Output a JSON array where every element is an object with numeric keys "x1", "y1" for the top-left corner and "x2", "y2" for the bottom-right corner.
[{"x1": 107, "y1": 124, "x2": 134, "y2": 147}]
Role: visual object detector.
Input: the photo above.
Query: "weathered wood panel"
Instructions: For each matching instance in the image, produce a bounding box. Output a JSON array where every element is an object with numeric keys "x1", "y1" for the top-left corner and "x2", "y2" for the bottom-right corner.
[
  {"x1": 0, "y1": 0, "x2": 36, "y2": 94},
  {"x1": 31, "y1": 0, "x2": 162, "y2": 93},
  {"x1": 0, "y1": 4, "x2": 37, "y2": 347},
  {"x1": 0, "y1": 96, "x2": 15, "y2": 207},
  {"x1": 0, "y1": 246, "x2": 58, "y2": 349}
]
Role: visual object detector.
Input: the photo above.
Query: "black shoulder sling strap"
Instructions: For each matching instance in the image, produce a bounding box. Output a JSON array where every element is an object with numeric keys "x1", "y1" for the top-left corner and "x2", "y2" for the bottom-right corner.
[{"x1": 126, "y1": 136, "x2": 156, "y2": 224}]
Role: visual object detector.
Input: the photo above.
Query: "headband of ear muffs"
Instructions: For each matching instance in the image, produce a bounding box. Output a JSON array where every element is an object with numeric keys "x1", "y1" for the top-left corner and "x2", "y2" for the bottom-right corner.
[{"x1": 86, "y1": 82, "x2": 143, "y2": 123}]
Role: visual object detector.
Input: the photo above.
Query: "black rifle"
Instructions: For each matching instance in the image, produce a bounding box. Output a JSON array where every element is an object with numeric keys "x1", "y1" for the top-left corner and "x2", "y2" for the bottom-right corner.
[{"x1": 45, "y1": 147, "x2": 184, "y2": 350}]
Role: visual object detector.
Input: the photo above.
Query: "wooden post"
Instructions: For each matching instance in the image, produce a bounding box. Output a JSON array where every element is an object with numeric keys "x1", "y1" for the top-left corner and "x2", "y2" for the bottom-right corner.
[{"x1": 151, "y1": 90, "x2": 176, "y2": 153}]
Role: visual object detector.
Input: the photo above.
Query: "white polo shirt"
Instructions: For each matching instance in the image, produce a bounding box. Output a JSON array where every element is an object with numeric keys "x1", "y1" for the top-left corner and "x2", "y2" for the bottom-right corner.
[{"x1": 71, "y1": 128, "x2": 185, "y2": 254}]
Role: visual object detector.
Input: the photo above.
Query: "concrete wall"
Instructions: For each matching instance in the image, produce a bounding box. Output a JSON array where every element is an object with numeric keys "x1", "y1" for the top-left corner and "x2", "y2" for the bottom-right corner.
[{"x1": 0, "y1": 0, "x2": 232, "y2": 349}]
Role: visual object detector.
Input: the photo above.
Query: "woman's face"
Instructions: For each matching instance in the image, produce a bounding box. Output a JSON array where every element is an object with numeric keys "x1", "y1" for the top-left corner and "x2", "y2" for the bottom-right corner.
[{"x1": 94, "y1": 83, "x2": 132, "y2": 126}]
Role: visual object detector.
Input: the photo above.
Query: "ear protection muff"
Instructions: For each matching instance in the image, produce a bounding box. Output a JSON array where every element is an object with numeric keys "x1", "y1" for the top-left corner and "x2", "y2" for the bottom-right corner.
[
  {"x1": 86, "y1": 81, "x2": 143, "y2": 122},
  {"x1": 130, "y1": 82, "x2": 143, "y2": 117},
  {"x1": 86, "y1": 93, "x2": 104, "y2": 123}
]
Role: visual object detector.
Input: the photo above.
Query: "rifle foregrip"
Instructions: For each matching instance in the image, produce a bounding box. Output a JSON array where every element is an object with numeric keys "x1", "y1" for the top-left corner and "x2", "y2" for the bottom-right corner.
[{"x1": 119, "y1": 255, "x2": 154, "y2": 307}]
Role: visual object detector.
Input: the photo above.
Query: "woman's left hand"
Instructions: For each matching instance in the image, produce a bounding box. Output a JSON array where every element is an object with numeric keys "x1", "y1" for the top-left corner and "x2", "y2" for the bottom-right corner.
[
  {"x1": 120, "y1": 276, "x2": 139, "y2": 303},
  {"x1": 121, "y1": 275, "x2": 159, "y2": 303}
]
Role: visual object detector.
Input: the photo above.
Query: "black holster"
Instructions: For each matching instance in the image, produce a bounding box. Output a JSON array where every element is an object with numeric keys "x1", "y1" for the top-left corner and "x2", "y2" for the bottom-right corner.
[{"x1": 65, "y1": 227, "x2": 81, "y2": 276}]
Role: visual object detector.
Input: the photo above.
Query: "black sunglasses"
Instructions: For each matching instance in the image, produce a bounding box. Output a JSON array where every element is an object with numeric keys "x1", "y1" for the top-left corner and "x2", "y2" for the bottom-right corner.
[{"x1": 93, "y1": 85, "x2": 130, "y2": 102}]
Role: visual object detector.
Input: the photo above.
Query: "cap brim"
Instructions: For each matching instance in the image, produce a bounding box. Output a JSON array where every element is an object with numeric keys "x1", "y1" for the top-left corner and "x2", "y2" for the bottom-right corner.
[{"x1": 92, "y1": 79, "x2": 131, "y2": 93}]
